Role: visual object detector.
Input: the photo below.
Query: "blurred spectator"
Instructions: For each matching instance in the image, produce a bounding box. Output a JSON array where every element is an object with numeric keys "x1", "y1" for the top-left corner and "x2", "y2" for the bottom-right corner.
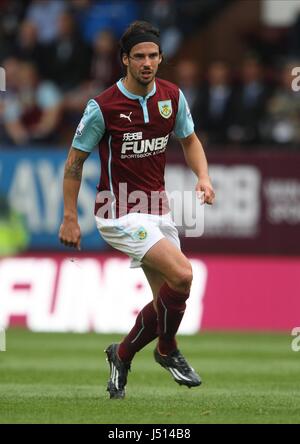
[
  {"x1": 175, "y1": 59, "x2": 200, "y2": 112},
  {"x1": 63, "y1": 29, "x2": 121, "y2": 136},
  {"x1": 11, "y1": 20, "x2": 45, "y2": 76},
  {"x1": 288, "y1": 12, "x2": 300, "y2": 59},
  {"x1": 143, "y1": 0, "x2": 221, "y2": 52},
  {"x1": 193, "y1": 61, "x2": 233, "y2": 144},
  {"x1": 76, "y1": 0, "x2": 139, "y2": 44},
  {"x1": 45, "y1": 11, "x2": 91, "y2": 92},
  {"x1": 227, "y1": 56, "x2": 270, "y2": 145},
  {"x1": 142, "y1": 0, "x2": 182, "y2": 58},
  {"x1": 69, "y1": 0, "x2": 90, "y2": 9},
  {"x1": 245, "y1": 26, "x2": 288, "y2": 69},
  {"x1": 0, "y1": 194, "x2": 29, "y2": 256},
  {"x1": 262, "y1": 62, "x2": 300, "y2": 145},
  {"x1": 2, "y1": 61, "x2": 62, "y2": 146},
  {"x1": 26, "y1": 0, "x2": 66, "y2": 44},
  {"x1": 176, "y1": 0, "x2": 225, "y2": 37},
  {"x1": 91, "y1": 29, "x2": 121, "y2": 90},
  {"x1": 69, "y1": 0, "x2": 91, "y2": 13},
  {"x1": 0, "y1": 0, "x2": 29, "y2": 60},
  {"x1": 68, "y1": 0, "x2": 92, "y2": 36}
]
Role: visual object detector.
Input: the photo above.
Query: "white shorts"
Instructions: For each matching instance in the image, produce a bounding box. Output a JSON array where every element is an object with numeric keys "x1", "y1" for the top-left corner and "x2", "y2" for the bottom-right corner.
[{"x1": 95, "y1": 212, "x2": 181, "y2": 268}]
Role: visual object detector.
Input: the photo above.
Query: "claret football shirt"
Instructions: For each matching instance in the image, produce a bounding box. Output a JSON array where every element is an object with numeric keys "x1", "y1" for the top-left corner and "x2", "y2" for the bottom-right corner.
[{"x1": 72, "y1": 78, "x2": 194, "y2": 218}]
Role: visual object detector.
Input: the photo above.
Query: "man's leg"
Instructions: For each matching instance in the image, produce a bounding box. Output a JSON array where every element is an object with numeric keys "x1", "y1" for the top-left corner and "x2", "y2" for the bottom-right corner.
[
  {"x1": 118, "y1": 266, "x2": 164, "y2": 362},
  {"x1": 106, "y1": 266, "x2": 164, "y2": 399},
  {"x1": 142, "y1": 238, "x2": 201, "y2": 387},
  {"x1": 142, "y1": 238, "x2": 192, "y2": 355},
  {"x1": 142, "y1": 265, "x2": 165, "y2": 310}
]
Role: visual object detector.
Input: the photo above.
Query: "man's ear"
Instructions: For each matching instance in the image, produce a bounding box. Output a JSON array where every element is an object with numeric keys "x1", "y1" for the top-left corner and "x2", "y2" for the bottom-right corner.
[
  {"x1": 122, "y1": 53, "x2": 129, "y2": 67},
  {"x1": 158, "y1": 53, "x2": 163, "y2": 65}
]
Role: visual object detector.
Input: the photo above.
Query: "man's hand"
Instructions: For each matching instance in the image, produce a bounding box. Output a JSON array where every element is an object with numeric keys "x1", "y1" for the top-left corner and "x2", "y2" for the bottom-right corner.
[
  {"x1": 59, "y1": 217, "x2": 81, "y2": 250},
  {"x1": 196, "y1": 177, "x2": 215, "y2": 205},
  {"x1": 180, "y1": 133, "x2": 215, "y2": 205},
  {"x1": 59, "y1": 147, "x2": 89, "y2": 250}
]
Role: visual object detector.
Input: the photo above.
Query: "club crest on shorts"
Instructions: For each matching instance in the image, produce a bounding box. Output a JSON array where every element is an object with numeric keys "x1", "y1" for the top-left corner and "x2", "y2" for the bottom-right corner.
[
  {"x1": 133, "y1": 226, "x2": 148, "y2": 241},
  {"x1": 158, "y1": 100, "x2": 172, "y2": 119}
]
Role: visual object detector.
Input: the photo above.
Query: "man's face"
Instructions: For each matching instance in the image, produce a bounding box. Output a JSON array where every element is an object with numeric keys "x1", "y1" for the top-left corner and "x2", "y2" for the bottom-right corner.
[{"x1": 123, "y1": 42, "x2": 162, "y2": 86}]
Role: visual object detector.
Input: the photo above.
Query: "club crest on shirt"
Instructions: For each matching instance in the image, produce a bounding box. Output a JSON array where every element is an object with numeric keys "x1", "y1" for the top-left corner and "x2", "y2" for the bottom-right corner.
[{"x1": 158, "y1": 100, "x2": 172, "y2": 119}]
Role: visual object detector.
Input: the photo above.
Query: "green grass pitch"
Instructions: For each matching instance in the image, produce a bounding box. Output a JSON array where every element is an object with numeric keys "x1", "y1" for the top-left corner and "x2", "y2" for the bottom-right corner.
[{"x1": 0, "y1": 329, "x2": 299, "y2": 424}]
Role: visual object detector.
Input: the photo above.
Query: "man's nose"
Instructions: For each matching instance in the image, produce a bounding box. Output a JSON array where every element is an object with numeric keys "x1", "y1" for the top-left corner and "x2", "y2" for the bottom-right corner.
[{"x1": 143, "y1": 57, "x2": 152, "y2": 66}]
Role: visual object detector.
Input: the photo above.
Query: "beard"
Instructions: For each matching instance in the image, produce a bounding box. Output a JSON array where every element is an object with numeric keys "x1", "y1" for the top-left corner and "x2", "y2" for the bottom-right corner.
[
  {"x1": 130, "y1": 67, "x2": 156, "y2": 85},
  {"x1": 137, "y1": 76, "x2": 154, "y2": 85}
]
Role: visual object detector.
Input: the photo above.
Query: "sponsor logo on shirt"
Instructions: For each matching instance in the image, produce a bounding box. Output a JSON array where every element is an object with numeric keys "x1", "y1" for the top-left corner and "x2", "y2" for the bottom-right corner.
[
  {"x1": 123, "y1": 132, "x2": 143, "y2": 141},
  {"x1": 158, "y1": 100, "x2": 172, "y2": 119},
  {"x1": 121, "y1": 134, "x2": 169, "y2": 159}
]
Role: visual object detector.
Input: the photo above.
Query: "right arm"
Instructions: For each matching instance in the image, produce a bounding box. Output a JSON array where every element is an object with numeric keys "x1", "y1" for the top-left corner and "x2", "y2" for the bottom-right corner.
[
  {"x1": 58, "y1": 99, "x2": 105, "y2": 249},
  {"x1": 59, "y1": 147, "x2": 90, "y2": 250}
]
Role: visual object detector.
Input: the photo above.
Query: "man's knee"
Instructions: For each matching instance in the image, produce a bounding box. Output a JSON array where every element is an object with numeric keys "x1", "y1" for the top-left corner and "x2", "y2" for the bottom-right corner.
[{"x1": 168, "y1": 265, "x2": 193, "y2": 294}]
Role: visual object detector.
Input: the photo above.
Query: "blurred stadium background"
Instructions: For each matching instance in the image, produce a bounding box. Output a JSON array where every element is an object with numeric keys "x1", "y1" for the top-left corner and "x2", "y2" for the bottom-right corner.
[{"x1": 0, "y1": 0, "x2": 300, "y2": 424}]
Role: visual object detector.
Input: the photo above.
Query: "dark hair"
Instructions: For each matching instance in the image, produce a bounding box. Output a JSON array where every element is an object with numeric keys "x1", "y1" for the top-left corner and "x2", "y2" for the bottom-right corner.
[{"x1": 119, "y1": 20, "x2": 161, "y2": 58}]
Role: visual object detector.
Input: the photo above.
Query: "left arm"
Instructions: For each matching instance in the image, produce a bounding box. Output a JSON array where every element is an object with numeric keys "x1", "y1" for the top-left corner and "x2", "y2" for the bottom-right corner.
[{"x1": 179, "y1": 132, "x2": 215, "y2": 205}]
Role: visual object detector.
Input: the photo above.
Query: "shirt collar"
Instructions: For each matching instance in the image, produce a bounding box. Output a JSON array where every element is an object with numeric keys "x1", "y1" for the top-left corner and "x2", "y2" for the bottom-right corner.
[{"x1": 117, "y1": 78, "x2": 156, "y2": 100}]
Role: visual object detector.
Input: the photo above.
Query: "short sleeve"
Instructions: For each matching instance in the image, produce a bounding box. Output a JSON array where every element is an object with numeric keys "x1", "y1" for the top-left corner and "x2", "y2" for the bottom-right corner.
[
  {"x1": 72, "y1": 99, "x2": 105, "y2": 153},
  {"x1": 173, "y1": 89, "x2": 194, "y2": 139}
]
